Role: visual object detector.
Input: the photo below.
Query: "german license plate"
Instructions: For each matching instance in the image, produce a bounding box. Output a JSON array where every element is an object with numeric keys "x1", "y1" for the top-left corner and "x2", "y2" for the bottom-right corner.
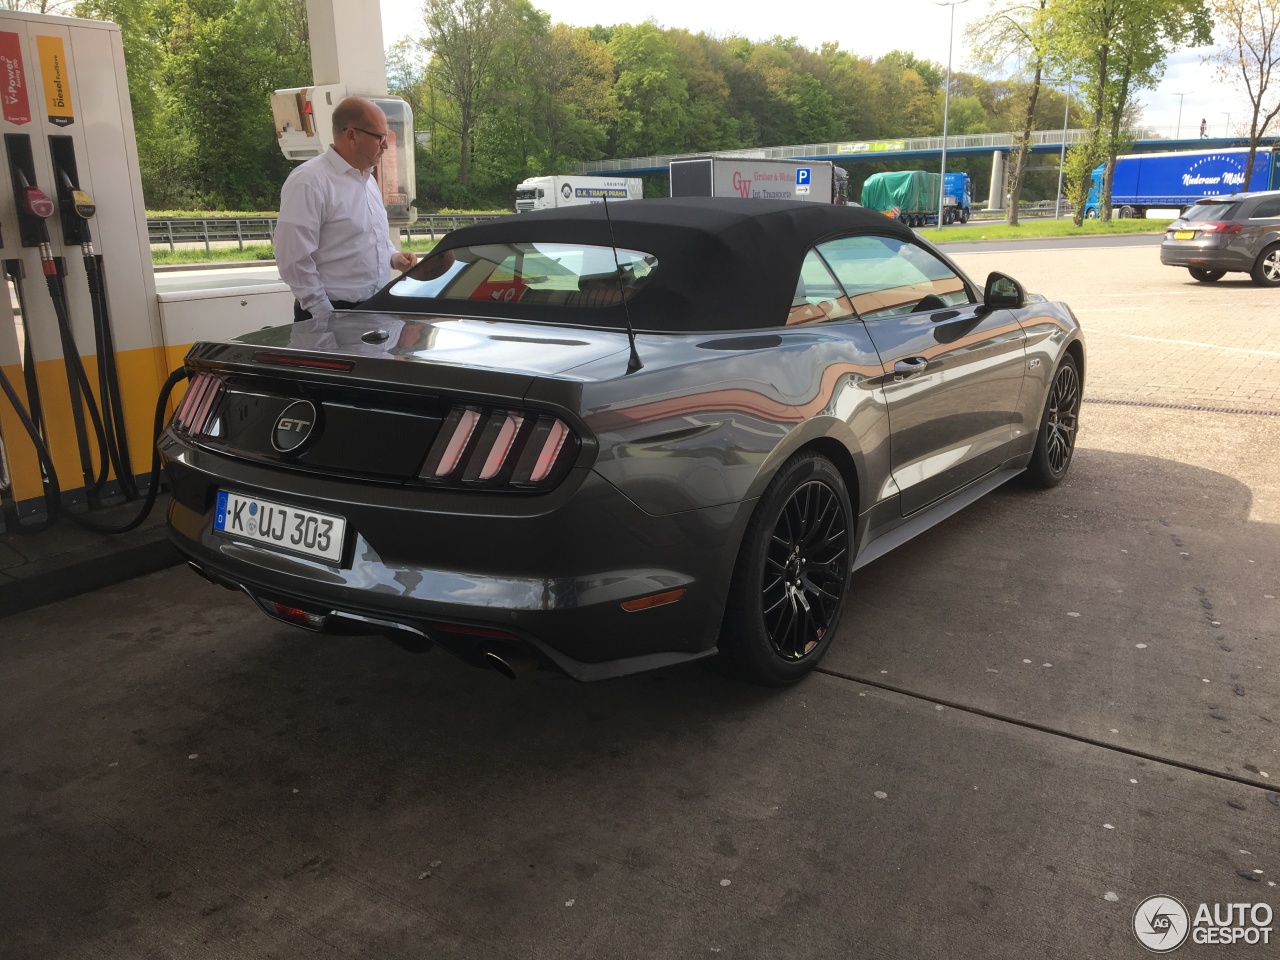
[
  {"x1": 1174, "y1": 230, "x2": 1195, "y2": 240},
  {"x1": 214, "y1": 490, "x2": 346, "y2": 563}
]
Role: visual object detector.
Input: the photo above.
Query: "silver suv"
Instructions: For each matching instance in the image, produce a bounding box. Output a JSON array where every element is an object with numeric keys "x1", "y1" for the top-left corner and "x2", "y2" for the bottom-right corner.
[{"x1": 1160, "y1": 191, "x2": 1280, "y2": 286}]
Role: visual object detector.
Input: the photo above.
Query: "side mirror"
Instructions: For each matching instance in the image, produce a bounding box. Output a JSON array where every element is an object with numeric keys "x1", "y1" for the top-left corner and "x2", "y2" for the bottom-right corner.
[{"x1": 984, "y1": 272, "x2": 1026, "y2": 309}]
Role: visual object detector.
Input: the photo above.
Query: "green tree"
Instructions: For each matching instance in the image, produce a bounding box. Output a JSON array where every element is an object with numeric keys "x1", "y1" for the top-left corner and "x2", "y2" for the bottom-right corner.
[
  {"x1": 420, "y1": 0, "x2": 525, "y2": 186},
  {"x1": 608, "y1": 22, "x2": 689, "y2": 156},
  {"x1": 162, "y1": 0, "x2": 311, "y2": 208},
  {"x1": 966, "y1": 0, "x2": 1050, "y2": 225},
  {"x1": 818, "y1": 44, "x2": 888, "y2": 139},
  {"x1": 1046, "y1": 0, "x2": 1211, "y2": 222},
  {"x1": 540, "y1": 24, "x2": 618, "y2": 165},
  {"x1": 1208, "y1": 0, "x2": 1280, "y2": 187}
]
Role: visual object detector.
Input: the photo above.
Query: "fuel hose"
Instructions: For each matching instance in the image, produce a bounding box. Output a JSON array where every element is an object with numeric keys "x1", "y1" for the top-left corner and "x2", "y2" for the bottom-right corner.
[{"x1": 0, "y1": 364, "x2": 187, "y2": 535}]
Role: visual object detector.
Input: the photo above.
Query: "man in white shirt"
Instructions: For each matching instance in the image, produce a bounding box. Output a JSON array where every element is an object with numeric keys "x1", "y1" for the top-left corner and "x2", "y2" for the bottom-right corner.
[{"x1": 275, "y1": 97, "x2": 418, "y2": 321}]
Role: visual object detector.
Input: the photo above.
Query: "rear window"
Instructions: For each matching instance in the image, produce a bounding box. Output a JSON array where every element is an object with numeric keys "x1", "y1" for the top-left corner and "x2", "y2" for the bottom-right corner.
[
  {"x1": 388, "y1": 242, "x2": 657, "y2": 308},
  {"x1": 1184, "y1": 201, "x2": 1239, "y2": 222}
]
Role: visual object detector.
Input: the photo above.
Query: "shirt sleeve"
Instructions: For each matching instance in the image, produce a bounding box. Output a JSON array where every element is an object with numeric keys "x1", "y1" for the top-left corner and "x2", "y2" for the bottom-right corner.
[{"x1": 275, "y1": 173, "x2": 334, "y2": 318}]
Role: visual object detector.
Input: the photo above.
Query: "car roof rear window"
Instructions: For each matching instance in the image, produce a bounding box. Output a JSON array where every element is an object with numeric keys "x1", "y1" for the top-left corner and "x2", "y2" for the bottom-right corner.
[
  {"x1": 387, "y1": 242, "x2": 657, "y2": 309},
  {"x1": 1185, "y1": 201, "x2": 1239, "y2": 221}
]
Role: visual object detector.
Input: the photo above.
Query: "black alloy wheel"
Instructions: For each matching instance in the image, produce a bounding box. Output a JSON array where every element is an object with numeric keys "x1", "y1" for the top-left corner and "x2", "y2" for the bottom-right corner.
[
  {"x1": 720, "y1": 453, "x2": 853, "y2": 685},
  {"x1": 1188, "y1": 267, "x2": 1226, "y2": 282},
  {"x1": 1251, "y1": 243, "x2": 1280, "y2": 287},
  {"x1": 1026, "y1": 354, "x2": 1081, "y2": 488}
]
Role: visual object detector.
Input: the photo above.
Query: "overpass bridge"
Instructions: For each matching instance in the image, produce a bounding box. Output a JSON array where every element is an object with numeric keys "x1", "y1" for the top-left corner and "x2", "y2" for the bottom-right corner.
[{"x1": 572, "y1": 127, "x2": 1280, "y2": 179}]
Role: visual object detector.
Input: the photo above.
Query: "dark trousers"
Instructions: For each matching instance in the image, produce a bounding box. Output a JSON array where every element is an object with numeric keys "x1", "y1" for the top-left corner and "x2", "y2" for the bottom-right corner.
[{"x1": 294, "y1": 299, "x2": 359, "y2": 322}]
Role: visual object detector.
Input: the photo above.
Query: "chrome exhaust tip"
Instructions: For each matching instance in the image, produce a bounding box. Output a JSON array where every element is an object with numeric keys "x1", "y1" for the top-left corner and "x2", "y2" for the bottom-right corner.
[{"x1": 481, "y1": 643, "x2": 539, "y2": 680}]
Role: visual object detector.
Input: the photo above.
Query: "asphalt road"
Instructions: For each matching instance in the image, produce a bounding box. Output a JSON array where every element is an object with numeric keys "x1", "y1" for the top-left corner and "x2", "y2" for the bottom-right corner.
[{"x1": 2, "y1": 241, "x2": 1277, "y2": 959}]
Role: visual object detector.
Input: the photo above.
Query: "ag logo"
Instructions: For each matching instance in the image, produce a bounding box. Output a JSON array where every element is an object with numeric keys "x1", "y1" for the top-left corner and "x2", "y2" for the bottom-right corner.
[
  {"x1": 271, "y1": 400, "x2": 317, "y2": 454},
  {"x1": 1134, "y1": 895, "x2": 1190, "y2": 953},
  {"x1": 561, "y1": 183, "x2": 572, "y2": 199}
]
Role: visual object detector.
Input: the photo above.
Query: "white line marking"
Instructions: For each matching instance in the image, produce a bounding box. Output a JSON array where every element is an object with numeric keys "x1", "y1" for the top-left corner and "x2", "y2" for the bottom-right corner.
[{"x1": 1081, "y1": 328, "x2": 1280, "y2": 358}]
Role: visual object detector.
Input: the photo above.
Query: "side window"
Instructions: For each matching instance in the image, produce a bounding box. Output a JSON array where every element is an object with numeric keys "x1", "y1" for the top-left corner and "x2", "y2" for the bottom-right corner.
[
  {"x1": 816, "y1": 235, "x2": 973, "y2": 320},
  {"x1": 786, "y1": 250, "x2": 857, "y2": 325},
  {"x1": 1249, "y1": 199, "x2": 1280, "y2": 219}
]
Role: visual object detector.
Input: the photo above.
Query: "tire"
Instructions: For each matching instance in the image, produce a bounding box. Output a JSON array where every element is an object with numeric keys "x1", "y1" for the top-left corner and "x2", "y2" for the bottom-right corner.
[
  {"x1": 1250, "y1": 243, "x2": 1280, "y2": 286},
  {"x1": 1085, "y1": 208, "x2": 1098, "y2": 220},
  {"x1": 943, "y1": 209, "x2": 953, "y2": 225},
  {"x1": 718, "y1": 452, "x2": 853, "y2": 686},
  {"x1": 1188, "y1": 267, "x2": 1226, "y2": 282},
  {"x1": 960, "y1": 209, "x2": 970, "y2": 223},
  {"x1": 1118, "y1": 205, "x2": 1134, "y2": 219},
  {"x1": 1026, "y1": 354, "x2": 1081, "y2": 489}
]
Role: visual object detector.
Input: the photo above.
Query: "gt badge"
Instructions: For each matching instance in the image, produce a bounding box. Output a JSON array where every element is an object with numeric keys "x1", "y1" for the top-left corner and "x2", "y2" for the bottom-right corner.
[{"x1": 272, "y1": 400, "x2": 317, "y2": 454}]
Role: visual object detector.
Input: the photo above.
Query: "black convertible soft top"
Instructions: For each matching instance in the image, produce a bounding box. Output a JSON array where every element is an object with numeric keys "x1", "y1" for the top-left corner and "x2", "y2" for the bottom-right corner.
[{"x1": 360, "y1": 197, "x2": 917, "y2": 332}]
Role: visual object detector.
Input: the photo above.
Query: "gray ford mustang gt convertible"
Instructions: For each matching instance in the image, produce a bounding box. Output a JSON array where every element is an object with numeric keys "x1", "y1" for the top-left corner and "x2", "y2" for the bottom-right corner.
[{"x1": 162, "y1": 198, "x2": 1084, "y2": 685}]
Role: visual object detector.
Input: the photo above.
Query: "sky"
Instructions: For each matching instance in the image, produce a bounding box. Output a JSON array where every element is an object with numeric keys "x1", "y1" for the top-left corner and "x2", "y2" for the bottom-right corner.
[{"x1": 379, "y1": 0, "x2": 1261, "y2": 142}]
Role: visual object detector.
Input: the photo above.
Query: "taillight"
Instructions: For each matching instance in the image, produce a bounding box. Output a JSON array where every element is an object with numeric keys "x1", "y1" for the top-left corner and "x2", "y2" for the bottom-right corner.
[
  {"x1": 171, "y1": 372, "x2": 226, "y2": 437},
  {"x1": 420, "y1": 404, "x2": 579, "y2": 490},
  {"x1": 1197, "y1": 221, "x2": 1243, "y2": 234}
]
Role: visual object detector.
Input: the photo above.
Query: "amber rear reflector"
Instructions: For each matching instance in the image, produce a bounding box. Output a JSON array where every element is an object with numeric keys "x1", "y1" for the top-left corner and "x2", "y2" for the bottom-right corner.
[{"x1": 621, "y1": 588, "x2": 687, "y2": 613}]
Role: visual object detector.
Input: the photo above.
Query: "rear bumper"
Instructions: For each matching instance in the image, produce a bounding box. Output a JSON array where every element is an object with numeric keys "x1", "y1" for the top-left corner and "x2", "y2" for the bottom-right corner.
[
  {"x1": 1159, "y1": 240, "x2": 1254, "y2": 271},
  {"x1": 162, "y1": 434, "x2": 749, "y2": 680}
]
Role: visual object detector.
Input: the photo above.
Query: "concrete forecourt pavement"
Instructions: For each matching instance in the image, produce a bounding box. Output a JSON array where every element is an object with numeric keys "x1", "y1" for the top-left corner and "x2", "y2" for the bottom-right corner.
[{"x1": 2, "y1": 236, "x2": 1277, "y2": 959}]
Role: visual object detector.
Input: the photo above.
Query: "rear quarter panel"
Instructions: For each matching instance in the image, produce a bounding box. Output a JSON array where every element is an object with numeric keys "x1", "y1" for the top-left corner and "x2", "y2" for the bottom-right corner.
[{"x1": 573, "y1": 324, "x2": 891, "y2": 517}]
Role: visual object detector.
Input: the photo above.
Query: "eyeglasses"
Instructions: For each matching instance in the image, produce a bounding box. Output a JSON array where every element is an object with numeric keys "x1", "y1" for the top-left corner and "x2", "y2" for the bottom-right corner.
[{"x1": 349, "y1": 126, "x2": 388, "y2": 146}]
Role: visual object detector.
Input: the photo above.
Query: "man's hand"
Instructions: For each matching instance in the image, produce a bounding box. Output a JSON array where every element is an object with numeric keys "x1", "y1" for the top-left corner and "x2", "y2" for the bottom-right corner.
[{"x1": 391, "y1": 251, "x2": 418, "y2": 272}]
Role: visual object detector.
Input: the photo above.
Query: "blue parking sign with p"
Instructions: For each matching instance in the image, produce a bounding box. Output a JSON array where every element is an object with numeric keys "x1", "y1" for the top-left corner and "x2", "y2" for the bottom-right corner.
[{"x1": 796, "y1": 167, "x2": 811, "y2": 186}]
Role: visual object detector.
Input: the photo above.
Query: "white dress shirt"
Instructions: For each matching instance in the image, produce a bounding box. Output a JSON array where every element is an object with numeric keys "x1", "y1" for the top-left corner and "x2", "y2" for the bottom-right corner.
[{"x1": 275, "y1": 147, "x2": 396, "y2": 318}]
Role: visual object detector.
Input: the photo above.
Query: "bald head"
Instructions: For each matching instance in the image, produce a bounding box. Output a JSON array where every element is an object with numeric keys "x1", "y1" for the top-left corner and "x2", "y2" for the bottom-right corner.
[
  {"x1": 332, "y1": 97, "x2": 379, "y2": 138},
  {"x1": 331, "y1": 96, "x2": 388, "y2": 171}
]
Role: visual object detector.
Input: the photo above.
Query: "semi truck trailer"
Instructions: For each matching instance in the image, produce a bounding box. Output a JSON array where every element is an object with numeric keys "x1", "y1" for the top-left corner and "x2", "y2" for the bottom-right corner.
[
  {"x1": 860, "y1": 170, "x2": 971, "y2": 226},
  {"x1": 515, "y1": 175, "x2": 643, "y2": 212},
  {"x1": 669, "y1": 157, "x2": 849, "y2": 204},
  {"x1": 1085, "y1": 148, "x2": 1280, "y2": 219}
]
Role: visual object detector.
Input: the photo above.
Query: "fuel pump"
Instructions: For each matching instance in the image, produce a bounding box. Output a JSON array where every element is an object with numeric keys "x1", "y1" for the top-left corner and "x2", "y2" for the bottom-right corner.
[
  {"x1": 0, "y1": 131, "x2": 185, "y2": 533},
  {"x1": 51, "y1": 133, "x2": 136, "y2": 498},
  {"x1": 5, "y1": 131, "x2": 111, "y2": 499},
  {"x1": 0, "y1": 11, "x2": 186, "y2": 536}
]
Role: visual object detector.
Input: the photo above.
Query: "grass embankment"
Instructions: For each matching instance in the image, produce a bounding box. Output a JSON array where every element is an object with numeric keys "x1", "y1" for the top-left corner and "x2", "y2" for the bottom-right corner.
[
  {"x1": 147, "y1": 210, "x2": 1172, "y2": 265},
  {"x1": 151, "y1": 235, "x2": 443, "y2": 267},
  {"x1": 921, "y1": 217, "x2": 1173, "y2": 244},
  {"x1": 146, "y1": 209, "x2": 490, "y2": 266}
]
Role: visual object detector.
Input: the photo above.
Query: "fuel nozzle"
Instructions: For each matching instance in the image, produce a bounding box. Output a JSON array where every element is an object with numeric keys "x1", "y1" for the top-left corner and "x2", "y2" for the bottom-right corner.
[
  {"x1": 18, "y1": 168, "x2": 54, "y2": 221},
  {"x1": 59, "y1": 169, "x2": 96, "y2": 220},
  {"x1": 16, "y1": 168, "x2": 56, "y2": 271},
  {"x1": 58, "y1": 169, "x2": 96, "y2": 255}
]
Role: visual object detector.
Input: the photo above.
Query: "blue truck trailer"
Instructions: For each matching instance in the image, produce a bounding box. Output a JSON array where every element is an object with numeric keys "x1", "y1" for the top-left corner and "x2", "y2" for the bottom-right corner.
[{"x1": 1085, "y1": 147, "x2": 1280, "y2": 218}]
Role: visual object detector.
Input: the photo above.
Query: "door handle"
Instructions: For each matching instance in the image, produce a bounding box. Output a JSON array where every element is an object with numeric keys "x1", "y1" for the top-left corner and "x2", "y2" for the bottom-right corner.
[{"x1": 893, "y1": 357, "x2": 929, "y2": 379}]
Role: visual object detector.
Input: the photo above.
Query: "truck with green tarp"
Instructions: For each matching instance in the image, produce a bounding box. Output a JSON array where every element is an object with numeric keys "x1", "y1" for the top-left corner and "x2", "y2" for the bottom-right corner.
[{"x1": 860, "y1": 171, "x2": 971, "y2": 227}]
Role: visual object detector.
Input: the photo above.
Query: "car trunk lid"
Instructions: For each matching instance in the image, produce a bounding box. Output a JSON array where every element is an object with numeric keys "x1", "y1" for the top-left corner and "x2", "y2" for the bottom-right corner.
[{"x1": 173, "y1": 313, "x2": 617, "y2": 488}]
